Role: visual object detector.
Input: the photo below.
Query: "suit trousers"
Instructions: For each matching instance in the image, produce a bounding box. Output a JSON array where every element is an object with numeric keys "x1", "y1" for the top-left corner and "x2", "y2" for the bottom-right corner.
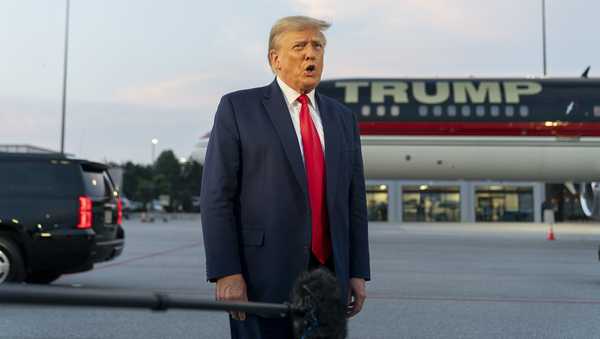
[
  {"x1": 229, "y1": 315, "x2": 293, "y2": 339},
  {"x1": 229, "y1": 254, "x2": 335, "y2": 339}
]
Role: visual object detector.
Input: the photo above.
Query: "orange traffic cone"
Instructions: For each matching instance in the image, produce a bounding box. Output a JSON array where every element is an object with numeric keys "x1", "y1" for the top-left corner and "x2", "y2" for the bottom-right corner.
[{"x1": 547, "y1": 224, "x2": 556, "y2": 241}]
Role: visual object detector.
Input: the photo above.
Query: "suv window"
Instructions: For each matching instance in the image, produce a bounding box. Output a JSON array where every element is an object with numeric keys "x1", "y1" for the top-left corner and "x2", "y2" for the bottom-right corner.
[
  {"x1": 0, "y1": 160, "x2": 79, "y2": 197},
  {"x1": 82, "y1": 170, "x2": 107, "y2": 198},
  {"x1": 81, "y1": 168, "x2": 115, "y2": 199}
]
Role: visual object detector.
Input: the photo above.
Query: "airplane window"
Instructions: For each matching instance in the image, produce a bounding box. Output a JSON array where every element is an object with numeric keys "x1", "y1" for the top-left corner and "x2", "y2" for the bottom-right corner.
[
  {"x1": 419, "y1": 105, "x2": 428, "y2": 117},
  {"x1": 491, "y1": 106, "x2": 500, "y2": 117},
  {"x1": 361, "y1": 105, "x2": 371, "y2": 117},
  {"x1": 447, "y1": 105, "x2": 457, "y2": 117},
  {"x1": 505, "y1": 106, "x2": 514, "y2": 117},
  {"x1": 476, "y1": 106, "x2": 485, "y2": 117},
  {"x1": 391, "y1": 105, "x2": 400, "y2": 116},
  {"x1": 433, "y1": 106, "x2": 442, "y2": 117},
  {"x1": 519, "y1": 105, "x2": 529, "y2": 117},
  {"x1": 594, "y1": 106, "x2": 600, "y2": 117},
  {"x1": 461, "y1": 106, "x2": 471, "y2": 117},
  {"x1": 377, "y1": 105, "x2": 386, "y2": 117}
]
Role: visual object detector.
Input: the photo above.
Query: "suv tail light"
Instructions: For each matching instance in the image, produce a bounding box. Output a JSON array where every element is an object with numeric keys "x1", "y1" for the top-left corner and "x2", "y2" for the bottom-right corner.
[
  {"x1": 77, "y1": 196, "x2": 93, "y2": 229},
  {"x1": 117, "y1": 198, "x2": 123, "y2": 225}
]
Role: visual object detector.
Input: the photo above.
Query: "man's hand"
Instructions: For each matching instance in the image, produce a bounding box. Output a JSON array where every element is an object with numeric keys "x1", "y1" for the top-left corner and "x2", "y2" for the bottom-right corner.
[
  {"x1": 216, "y1": 274, "x2": 248, "y2": 320},
  {"x1": 346, "y1": 278, "x2": 366, "y2": 318}
]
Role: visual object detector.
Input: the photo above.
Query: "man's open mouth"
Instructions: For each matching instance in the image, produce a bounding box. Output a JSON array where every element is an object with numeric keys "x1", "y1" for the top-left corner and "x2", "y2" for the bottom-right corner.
[{"x1": 305, "y1": 65, "x2": 316, "y2": 72}]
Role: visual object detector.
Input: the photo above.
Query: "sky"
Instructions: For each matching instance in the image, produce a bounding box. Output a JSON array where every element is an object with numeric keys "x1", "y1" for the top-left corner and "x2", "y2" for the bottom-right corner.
[{"x1": 1, "y1": 0, "x2": 599, "y2": 164}]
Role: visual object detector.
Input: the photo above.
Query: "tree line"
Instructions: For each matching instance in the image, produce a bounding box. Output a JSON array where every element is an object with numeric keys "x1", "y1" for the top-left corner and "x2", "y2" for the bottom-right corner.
[{"x1": 120, "y1": 150, "x2": 203, "y2": 212}]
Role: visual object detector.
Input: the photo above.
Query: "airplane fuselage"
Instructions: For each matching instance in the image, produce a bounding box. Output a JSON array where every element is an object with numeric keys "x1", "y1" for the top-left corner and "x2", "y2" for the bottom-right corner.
[{"x1": 317, "y1": 78, "x2": 600, "y2": 181}]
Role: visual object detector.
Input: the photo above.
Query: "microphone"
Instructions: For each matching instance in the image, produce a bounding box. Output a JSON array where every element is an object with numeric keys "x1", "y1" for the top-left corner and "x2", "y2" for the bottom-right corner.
[
  {"x1": 0, "y1": 268, "x2": 347, "y2": 339},
  {"x1": 290, "y1": 267, "x2": 347, "y2": 339}
]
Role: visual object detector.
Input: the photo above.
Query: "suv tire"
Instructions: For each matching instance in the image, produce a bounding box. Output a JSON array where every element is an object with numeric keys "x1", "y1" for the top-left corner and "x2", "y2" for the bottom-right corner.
[
  {"x1": 25, "y1": 271, "x2": 62, "y2": 284},
  {"x1": 0, "y1": 236, "x2": 26, "y2": 284}
]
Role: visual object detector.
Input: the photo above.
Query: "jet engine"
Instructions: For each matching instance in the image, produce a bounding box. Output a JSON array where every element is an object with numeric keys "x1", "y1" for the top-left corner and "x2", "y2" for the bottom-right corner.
[{"x1": 580, "y1": 182, "x2": 600, "y2": 220}]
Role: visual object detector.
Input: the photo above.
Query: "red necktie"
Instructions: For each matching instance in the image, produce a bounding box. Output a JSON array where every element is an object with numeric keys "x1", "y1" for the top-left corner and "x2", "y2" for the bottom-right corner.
[{"x1": 298, "y1": 94, "x2": 331, "y2": 264}]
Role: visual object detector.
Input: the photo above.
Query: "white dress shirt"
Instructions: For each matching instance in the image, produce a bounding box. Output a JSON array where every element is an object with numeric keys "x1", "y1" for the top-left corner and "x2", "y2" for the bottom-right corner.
[{"x1": 276, "y1": 77, "x2": 325, "y2": 161}]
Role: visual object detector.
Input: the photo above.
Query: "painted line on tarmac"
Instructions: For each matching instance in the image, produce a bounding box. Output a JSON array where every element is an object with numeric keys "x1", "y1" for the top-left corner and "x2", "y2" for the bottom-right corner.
[
  {"x1": 94, "y1": 241, "x2": 203, "y2": 270},
  {"x1": 369, "y1": 294, "x2": 600, "y2": 305}
]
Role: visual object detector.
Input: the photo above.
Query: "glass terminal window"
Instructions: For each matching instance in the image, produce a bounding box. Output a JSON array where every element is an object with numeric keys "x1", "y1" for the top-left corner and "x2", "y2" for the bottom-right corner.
[
  {"x1": 402, "y1": 185, "x2": 461, "y2": 222},
  {"x1": 366, "y1": 184, "x2": 389, "y2": 222},
  {"x1": 475, "y1": 185, "x2": 534, "y2": 222}
]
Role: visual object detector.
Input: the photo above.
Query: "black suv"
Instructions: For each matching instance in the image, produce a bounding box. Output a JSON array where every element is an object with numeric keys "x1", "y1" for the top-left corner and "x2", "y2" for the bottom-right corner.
[{"x1": 0, "y1": 153, "x2": 125, "y2": 284}]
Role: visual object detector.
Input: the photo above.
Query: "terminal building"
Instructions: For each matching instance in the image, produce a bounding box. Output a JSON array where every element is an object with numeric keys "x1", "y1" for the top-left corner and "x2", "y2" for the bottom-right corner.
[{"x1": 364, "y1": 180, "x2": 586, "y2": 223}]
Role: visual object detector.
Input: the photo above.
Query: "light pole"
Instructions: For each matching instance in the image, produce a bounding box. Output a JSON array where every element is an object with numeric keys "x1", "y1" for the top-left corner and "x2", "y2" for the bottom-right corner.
[
  {"x1": 60, "y1": 0, "x2": 71, "y2": 155},
  {"x1": 541, "y1": 0, "x2": 548, "y2": 76},
  {"x1": 151, "y1": 138, "x2": 159, "y2": 164}
]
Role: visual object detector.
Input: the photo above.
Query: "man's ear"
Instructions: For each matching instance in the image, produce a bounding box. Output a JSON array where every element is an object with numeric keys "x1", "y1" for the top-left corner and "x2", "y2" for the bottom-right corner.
[{"x1": 269, "y1": 49, "x2": 280, "y2": 71}]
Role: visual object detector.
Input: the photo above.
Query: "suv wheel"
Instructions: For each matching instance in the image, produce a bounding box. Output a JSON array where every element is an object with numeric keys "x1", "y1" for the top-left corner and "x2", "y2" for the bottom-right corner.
[
  {"x1": 26, "y1": 271, "x2": 62, "y2": 284},
  {"x1": 0, "y1": 236, "x2": 26, "y2": 284}
]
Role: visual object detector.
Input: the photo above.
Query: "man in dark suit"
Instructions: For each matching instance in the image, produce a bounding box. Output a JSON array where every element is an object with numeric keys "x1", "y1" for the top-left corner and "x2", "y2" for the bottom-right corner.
[{"x1": 200, "y1": 15, "x2": 370, "y2": 338}]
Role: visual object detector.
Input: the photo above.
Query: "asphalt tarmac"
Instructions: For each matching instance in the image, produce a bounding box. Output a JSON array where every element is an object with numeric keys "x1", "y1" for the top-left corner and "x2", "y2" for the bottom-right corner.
[{"x1": 2, "y1": 216, "x2": 600, "y2": 338}]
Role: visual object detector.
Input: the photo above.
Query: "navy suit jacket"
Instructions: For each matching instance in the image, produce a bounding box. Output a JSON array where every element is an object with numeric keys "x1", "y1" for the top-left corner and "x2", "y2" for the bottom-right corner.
[{"x1": 200, "y1": 79, "x2": 370, "y2": 305}]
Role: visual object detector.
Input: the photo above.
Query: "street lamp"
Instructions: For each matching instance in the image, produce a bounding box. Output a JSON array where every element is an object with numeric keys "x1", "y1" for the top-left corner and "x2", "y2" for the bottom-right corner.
[
  {"x1": 541, "y1": 0, "x2": 548, "y2": 76},
  {"x1": 151, "y1": 138, "x2": 159, "y2": 164},
  {"x1": 60, "y1": 0, "x2": 71, "y2": 155}
]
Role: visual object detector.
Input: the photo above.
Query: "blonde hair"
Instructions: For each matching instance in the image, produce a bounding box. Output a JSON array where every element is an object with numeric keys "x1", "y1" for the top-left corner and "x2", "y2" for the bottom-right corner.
[{"x1": 268, "y1": 16, "x2": 331, "y2": 72}]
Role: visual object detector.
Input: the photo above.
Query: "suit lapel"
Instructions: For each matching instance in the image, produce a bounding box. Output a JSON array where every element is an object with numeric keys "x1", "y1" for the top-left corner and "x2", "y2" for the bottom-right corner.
[
  {"x1": 316, "y1": 92, "x2": 342, "y2": 212},
  {"x1": 262, "y1": 80, "x2": 308, "y2": 198}
]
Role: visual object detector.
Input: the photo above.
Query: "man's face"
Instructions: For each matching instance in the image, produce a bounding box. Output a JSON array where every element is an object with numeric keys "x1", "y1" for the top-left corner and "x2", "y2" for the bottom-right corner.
[{"x1": 270, "y1": 29, "x2": 325, "y2": 94}]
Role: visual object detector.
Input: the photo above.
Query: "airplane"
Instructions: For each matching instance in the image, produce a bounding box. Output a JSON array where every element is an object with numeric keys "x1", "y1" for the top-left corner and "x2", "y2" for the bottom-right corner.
[{"x1": 194, "y1": 71, "x2": 600, "y2": 220}]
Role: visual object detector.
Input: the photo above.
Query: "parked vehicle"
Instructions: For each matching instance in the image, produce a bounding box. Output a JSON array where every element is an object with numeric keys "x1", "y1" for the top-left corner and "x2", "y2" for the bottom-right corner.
[
  {"x1": 121, "y1": 197, "x2": 143, "y2": 212},
  {"x1": 0, "y1": 153, "x2": 125, "y2": 284}
]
